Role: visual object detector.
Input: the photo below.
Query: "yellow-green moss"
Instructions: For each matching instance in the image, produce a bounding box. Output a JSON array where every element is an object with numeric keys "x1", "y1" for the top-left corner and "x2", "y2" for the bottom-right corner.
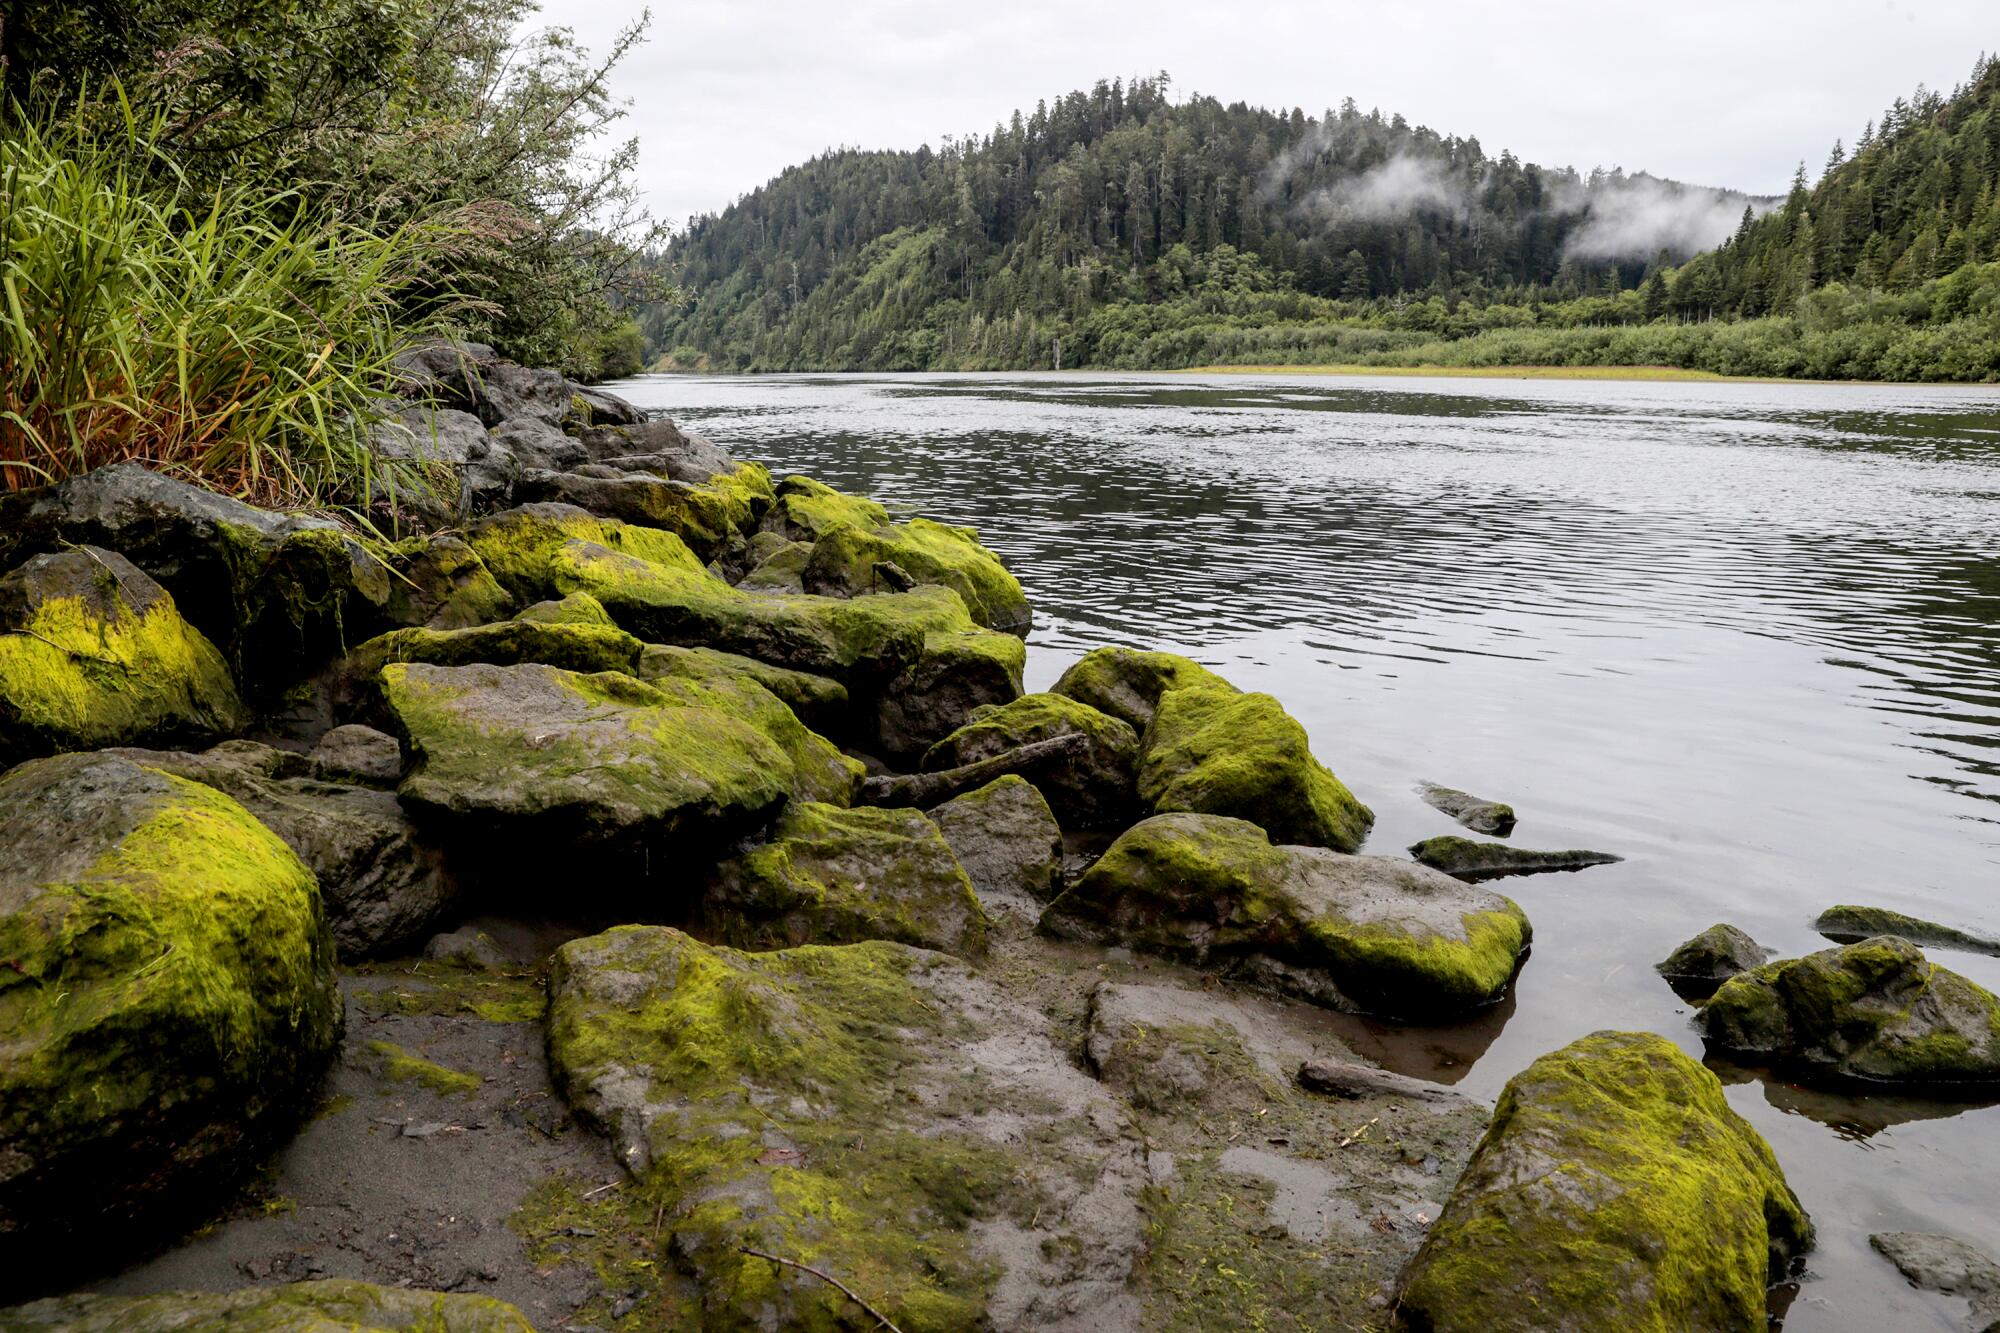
[
  {"x1": 347, "y1": 618, "x2": 645, "y2": 681},
  {"x1": 349, "y1": 958, "x2": 546, "y2": 1024},
  {"x1": 0, "y1": 1279, "x2": 536, "y2": 1331},
  {"x1": 804, "y1": 519, "x2": 1030, "y2": 633},
  {"x1": 637, "y1": 643, "x2": 851, "y2": 734},
  {"x1": 770, "y1": 475, "x2": 893, "y2": 539},
  {"x1": 1051, "y1": 645, "x2": 1239, "y2": 732},
  {"x1": 360, "y1": 1040, "x2": 482, "y2": 1097}
]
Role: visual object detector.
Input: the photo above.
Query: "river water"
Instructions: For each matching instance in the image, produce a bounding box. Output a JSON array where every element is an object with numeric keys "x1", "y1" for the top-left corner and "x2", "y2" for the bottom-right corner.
[{"x1": 607, "y1": 370, "x2": 2000, "y2": 1331}]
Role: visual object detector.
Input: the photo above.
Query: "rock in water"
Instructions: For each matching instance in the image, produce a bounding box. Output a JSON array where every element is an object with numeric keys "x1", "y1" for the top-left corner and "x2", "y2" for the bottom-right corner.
[
  {"x1": 0, "y1": 753, "x2": 341, "y2": 1248},
  {"x1": 1816, "y1": 904, "x2": 2000, "y2": 958},
  {"x1": 703, "y1": 802, "x2": 990, "y2": 955},
  {"x1": 1050, "y1": 645, "x2": 1238, "y2": 733},
  {"x1": 0, "y1": 1280, "x2": 533, "y2": 1331},
  {"x1": 1043, "y1": 813, "x2": 1530, "y2": 1019},
  {"x1": 924, "y1": 692, "x2": 1141, "y2": 830},
  {"x1": 0, "y1": 547, "x2": 244, "y2": 763},
  {"x1": 928, "y1": 775, "x2": 1065, "y2": 914},
  {"x1": 1394, "y1": 1031, "x2": 1812, "y2": 1333},
  {"x1": 1139, "y1": 686, "x2": 1373, "y2": 852},
  {"x1": 1416, "y1": 782, "x2": 1517, "y2": 836},
  {"x1": 1870, "y1": 1232, "x2": 2000, "y2": 1323},
  {"x1": 1407, "y1": 835, "x2": 1621, "y2": 880},
  {"x1": 1656, "y1": 923, "x2": 1772, "y2": 1000},
  {"x1": 546, "y1": 927, "x2": 1147, "y2": 1331},
  {"x1": 1697, "y1": 936, "x2": 2000, "y2": 1087}
]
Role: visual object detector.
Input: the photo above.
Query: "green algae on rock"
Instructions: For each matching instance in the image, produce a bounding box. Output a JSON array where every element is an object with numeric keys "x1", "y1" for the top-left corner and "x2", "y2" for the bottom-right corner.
[
  {"x1": 546, "y1": 926, "x2": 1148, "y2": 1332},
  {"x1": 1051, "y1": 645, "x2": 1239, "y2": 733},
  {"x1": 1139, "y1": 686, "x2": 1373, "y2": 852},
  {"x1": 359, "y1": 1040, "x2": 483, "y2": 1097},
  {"x1": 876, "y1": 626, "x2": 1027, "y2": 762},
  {"x1": 1815, "y1": 904, "x2": 2000, "y2": 957},
  {"x1": 1408, "y1": 835, "x2": 1621, "y2": 880},
  {"x1": 1395, "y1": 1030, "x2": 1812, "y2": 1333},
  {"x1": 802, "y1": 516, "x2": 1032, "y2": 634},
  {"x1": 636, "y1": 642, "x2": 852, "y2": 739},
  {"x1": 1656, "y1": 923, "x2": 1772, "y2": 1000},
  {"x1": 1415, "y1": 781, "x2": 1518, "y2": 837},
  {"x1": 924, "y1": 691, "x2": 1141, "y2": 830},
  {"x1": 0, "y1": 753, "x2": 341, "y2": 1246},
  {"x1": 379, "y1": 534, "x2": 515, "y2": 631},
  {"x1": 1697, "y1": 936, "x2": 2000, "y2": 1086},
  {"x1": 635, "y1": 658, "x2": 863, "y2": 808},
  {"x1": 0, "y1": 1279, "x2": 534, "y2": 1331},
  {"x1": 0, "y1": 547, "x2": 246, "y2": 764},
  {"x1": 344, "y1": 617, "x2": 646, "y2": 688},
  {"x1": 704, "y1": 802, "x2": 989, "y2": 955},
  {"x1": 1044, "y1": 813, "x2": 1530, "y2": 1019}
]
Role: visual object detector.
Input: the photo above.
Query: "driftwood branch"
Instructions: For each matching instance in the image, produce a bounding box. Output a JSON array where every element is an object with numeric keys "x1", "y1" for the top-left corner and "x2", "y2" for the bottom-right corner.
[
  {"x1": 860, "y1": 733, "x2": 1087, "y2": 809},
  {"x1": 737, "y1": 1247, "x2": 905, "y2": 1333},
  {"x1": 1296, "y1": 1058, "x2": 1462, "y2": 1105}
]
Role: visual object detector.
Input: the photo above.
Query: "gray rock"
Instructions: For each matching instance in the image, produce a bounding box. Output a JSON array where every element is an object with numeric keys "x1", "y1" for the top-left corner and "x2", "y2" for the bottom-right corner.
[
  {"x1": 1656, "y1": 923, "x2": 1771, "y2": 999},
  {"x1": 1871, "y1": 1232, "x2": 2000, "y2": 1326},
  {"x1": 487, "y1": 414, "x2": 584, "y2": 476},
  {"x1": 876, "y1": 629, "x2": 1025, "y2": 764},
  {"x1": 310, "y1": 724, "x2": 405, "y2": 786},
  {"x1": 924, "y1": 693, "x2": 1140, "y2": 831},
  {"x1": 928, "y1": 775, "x2": 1064, "y2": 915},
  {"x1": 1408, "y1": 835, "x2": 1621, "y2": 880},
  {"x1": 1084, "y1": 980, "x2": 1296, "y2": 1110},
  {"x1": 571, "y1": 418, "x2": 735, "y2": 480},
  {"x1": 380, "y1": 535, "x2": 515, "y2": 631},
  {"x1": 369, "y1": 403, "x2": 488, "y2": 467},
  {"x1": 568, "y1": 385, "x2": 647, "y2": 428},
  {"x1": 1417, "y1": 781, "x2": 1518, "y2": 836},
  {"x1": 423, "y1": 927, "x2": 509, "y2": 970},
  {"x1": 1817, "y1": 904, "x2": 2000, "y2": 958},
  {"x1": 393, "y1": 340, "x2": 573, "y2": 428}
]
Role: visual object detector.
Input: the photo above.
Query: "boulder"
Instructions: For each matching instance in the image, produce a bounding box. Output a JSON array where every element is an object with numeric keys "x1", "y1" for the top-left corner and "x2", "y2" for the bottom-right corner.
[
  {"x1": 1408, "y1": 835, "x2": 1621, "y2": 880},
  {"x1": 764, "y1": 473, "x2": 895, "y2": 541},
  {"x1": 1656, "y1": 923, "x2": 1771, "y2": 1000},
  {"x1": 1138, "y1": 686, "x2": 1373, "y2": 852},
  {"x1": 0, "y1": 753, "x2": 341, "y2": 1245},
  {"x1": 392, "y1": 339, "x2": 573, "y2": 428},
  {"x1": 1394, "y1": 1031, "x2": 1812, "y2": 1333},
  {"x1": 1050, "y1": 645, "x2": 1237, "y2": 733},
  {"x1": 927, "y1": 775, "x2": 1064, "y2": 914},
  {"x1": 1043, "y1": 813, "x2": 1530, "y2": 1020},
  {"x1": 546, "y1": 927, "x2": 1147, "y2": 1331},
  {"x1": 570, "y1": 417, "x2": 735, "y2": 479},
  {"x1": 876, "y1": 628, "x2": 1026, "y2": 763},
  {"x1": 569, "y1": 385, "x2": 648, "y2": 429},
  {"x1": 1416, "y1": 782, "x2": 1518, "y2": 837},
  {"x1": 1870, "y1": 1232, "x2": 2000, "y2": 1325},
  {"x1": 636, "y1": 643, "x2": 851, "y2": 738},
  {"x1": 0, "y1": 1280, "x2": 533, "y2": 1331},
  {"x1": 801, "y1": 517, "x2": 1032, "y2": 635},
  {"x1": 1697, "y1": 937, "x2": 2000, "y2": 1086},
  {"x1": 0, "y1": 547, "x2": 246, "y2": 764},
  {"x1": 923, "y1": 693, "x2": 1140, "y2": 830},
  {"x1": 379, "y1": 535, "x2": 513, "y2": 630},
  {"x1": 737, "y1": 538, "x2": 812, "y2": 593},
  {"x1": 703, "y1": 802, "x2": 989, "y2": 955},
  {"x1": 310, "y1": 723, "x2": 405, "y2": 786},
  {"x1": 345, "y1": 616, "x2": 646, "y2": 680},
  {"x1": 367, "y1": 404, "x2": 491, "y2": 520},
  {"x1": 104, "y1": 741, "x2": 453, "y2": 957},
  {"x1": 486, "y1": 415, "x2": 581, "y2": 477},
  {"x1": 1816, "y1": 904, "x2": 2000, "y2": 957},
  {"x1": 633, "y1": 651, "x2": 863, "y2": 805},
  {"x1": 513, "y1": 465, "x2": 766, "y2": 562}
]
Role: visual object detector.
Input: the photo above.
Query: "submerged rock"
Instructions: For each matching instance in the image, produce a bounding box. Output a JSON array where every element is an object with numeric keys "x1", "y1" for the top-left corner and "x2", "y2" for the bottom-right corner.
[
  {"x1": 1050, "y1": 645, "x2": 1237, "y2": 733},
  {"x1": 546, "y1": 927, "x2": 1147, "y2": 1331},
  {"x1": 1870, "y1": 1232, "x2": 2000, "y2": 1325},
  {"x1": 704, "y1": 802, "x2": 989, "y2": 955},
  {"x1": 1416, "y1": 781, "x2": 1517, "y2": 836},
  {"x1": 875, "y1": 627, "x2": 1026, "y2": 763},
  {"x1": 1656, "y1": 923, "x2": 1772, "y2": 1000},
  {"x1": 927, "y1": 775, "x2": 1065, "y2": 914},
  {"x1": 0, "y1": 753, "x2": 341, "y2": 1246},
  {"x1": 924, "y1": 692, "x2": 1141, "y2": 830},
  {"x1": 0, "y1": 1279, "x2": 533, "y2": 1331},
  {"x1": 1816, "y1": 904, "x2": 2000, "y2": 957},
  {"x1": 1407, "y1": 835, "x2": 1621, "y2": 880},
  {"x1": 1139, "y1": 686, "x2": 1373, "y2": 853},
  {"x1": 0, "y1": 547, "x2": 245, "y2": 763},
  {"x1": 1043, "y1": 813, "x2": 1530, "y2": 1019},
  {"x1": 1395, "y1": 1031, "x2": 1811, "y2": 1333},
  {"x1": 1697, "y1": 937, "x2": 2000, "y2": 1087}
]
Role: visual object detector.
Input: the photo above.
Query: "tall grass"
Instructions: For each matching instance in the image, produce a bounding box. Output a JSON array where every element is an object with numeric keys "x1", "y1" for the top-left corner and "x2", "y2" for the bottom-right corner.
[{"x1": 1, "y1": 95, "x2": 452, "y2": 507}]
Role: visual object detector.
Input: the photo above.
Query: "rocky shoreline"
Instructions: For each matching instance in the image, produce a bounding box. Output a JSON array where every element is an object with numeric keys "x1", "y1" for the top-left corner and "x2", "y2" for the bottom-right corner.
[{"x1": 2, "y1": 347, "x2": 1997, "y2": 1330}]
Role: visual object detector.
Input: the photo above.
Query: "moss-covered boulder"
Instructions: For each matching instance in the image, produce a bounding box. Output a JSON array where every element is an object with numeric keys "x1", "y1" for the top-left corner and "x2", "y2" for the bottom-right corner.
[
  {"x1": 1051, "y1": 645, "x2": 1238, "y2": 733},
  {"x1": 876, "y1": 627, "x2": 1026, "y2": 762},
  {"x1": 927, "y1": 775, "x2": 1064, "y2": 915},
  {"x1": 634, "y1": 652, "x2": 862, "y2": 806},
  {"x1": 1656, "y1": 924, "x2": 1771, "y2": 1000},
  {"x1": 514, "y1": 463, "x2": 772, "y2": 563},
  {"x1": 736, "y1": 538, "x2": 812, "y2": 593},
  {"x1": 379, "y1": 534, "x2": 514, "y2": 630},
  {"x1": 0, "y1": 1280, "x2": 533, "y2": 1331},
  {"x1": 1139, "y1": 686, "x2": 1373, "y2": 852},
  {"x1": 1395, "y1": 1031, "x2": 1812, "y2": 1332},
  {"x1": 1697, "y1": 937, "x2": 2000, "y2": 1086},
  {"x1": 0, "y1": 753, "x2": 341, "y2": 1245},
  {"x1": 0, "y1": 548, "x2": 246, "y2": 764},
  {"x1": 1408, "y1": 835, "x2": 1621, "y2": 880},
  {"x1": 802, "y1": 516, "x2": 1031, "y2": 634},
  {"x1": 704, "y1": 803, "x2": 988, "y2": 955},
  {"x1": 546, "y1": 926, "x2": 1147, "y2": 1331},
  {"x1": 344, "y1": 615, "x2": 645, "y2": 681},
  {"x1": 636, "y1": 643, "x2": 851, "y2": 738},
  {"x1": 1815, "y1": 904, "x2": 2000, "y2": 957},
  {"x1": 1416, "y1": 781, "x2": 1518, "y2": 837},
  {"x1": 1046, "y1": 813, "x2": 1529, "y2": 1019},
  {"x1": 923, "y1": 692, "x2": 1140, "y2": 830}
]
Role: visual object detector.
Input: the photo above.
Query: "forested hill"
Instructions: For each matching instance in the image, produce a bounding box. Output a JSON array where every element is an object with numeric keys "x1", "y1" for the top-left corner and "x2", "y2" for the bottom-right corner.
[{"x1": 644, "y1": 76, "x2": 1767, "y2": 371}]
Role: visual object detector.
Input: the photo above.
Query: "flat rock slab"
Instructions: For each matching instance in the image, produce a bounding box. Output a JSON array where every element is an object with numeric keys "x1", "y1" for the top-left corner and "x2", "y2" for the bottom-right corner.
[
  {"x1": 1871, "y1": 1231, "x2": 2000, "y2": 1323},
  {"x1": 1418, "y1": 782, "x2": 1518, "y2": 836},
  {"x1": 1408, "y1": 834, "x2": 1621, "y2": 880}
]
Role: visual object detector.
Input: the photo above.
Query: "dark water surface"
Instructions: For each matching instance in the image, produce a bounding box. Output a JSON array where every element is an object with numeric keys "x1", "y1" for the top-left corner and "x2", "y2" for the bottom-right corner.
[{"x1": 608, "y1": 370, "x2": 2000, "y2": 1331}]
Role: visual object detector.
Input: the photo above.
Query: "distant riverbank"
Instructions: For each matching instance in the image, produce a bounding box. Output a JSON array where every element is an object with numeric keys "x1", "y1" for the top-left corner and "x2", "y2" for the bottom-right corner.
[{"x1": 1179, "y1": 363, "x2": 1748, "y2": 383}]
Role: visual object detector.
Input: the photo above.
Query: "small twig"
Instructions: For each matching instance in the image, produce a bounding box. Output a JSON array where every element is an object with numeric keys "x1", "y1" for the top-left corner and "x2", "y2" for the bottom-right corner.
[
  {"x1": 1339, "y1": 1116, "x2": 1380, "y2": 1149},
  {"x1": 580, "y1": 1179, "x2": 622, "y2": 1199},
  {"x1": 0, "y1": 628, "x2": 127, "y2": 670},
  {"x1": 738, "y1": 1247, "x2": 905, "y2": 1333}
]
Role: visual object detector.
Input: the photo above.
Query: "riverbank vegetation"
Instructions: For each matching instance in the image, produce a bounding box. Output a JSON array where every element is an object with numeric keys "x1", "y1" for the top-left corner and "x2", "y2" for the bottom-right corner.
[{"x1": 648, "y1": 58, "x2": 2000, "y2": 381}]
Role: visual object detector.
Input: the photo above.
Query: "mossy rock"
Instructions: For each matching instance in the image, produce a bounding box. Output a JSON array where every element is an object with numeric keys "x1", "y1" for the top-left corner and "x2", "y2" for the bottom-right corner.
[
  {"x1": 380, "y1": 534, "x2": 515, "y2": 631},
  {"x1": 1045, "y1": 813, "x2": 1530, "y2": 1019},
  {"x1": 1051, "y1": 645, "x2": 1238, "y2": 733},
  {"x1": 1139, "y1": 686, "x2": 1373, "y2": 852},
  {"x1": 1408, "y1": 835, "x2": 1621, "y2": 880},
  {"x1": 0, "y1": 547, "x2": 246, "y2": 764},
  {"x1": 876, "y1": 627, "x2": 1027, "y2": 763},
  {"x1": 0, "y1": 753, "x2": 341, "y2": 1246},
  {"x1": 513, "y1": 464, "x2": 769, "y2": 562},
  {"x1": 545, "y1": 926, "x2": 1148, "y2": 1331},
  {"x1": 0, "y1": 1279, "x2": 533, "y2": 1330},
  {"x1": 766, "y1": 474, "x2": 894, "y2": 540},
  {"x1": 1395, "y1": 1030, "x2": 1812, "y2": 1332},
  {"x1": 736, "y1": 538, "x2": 812, "y2": 593},
  {"x1": 1656, "y1": 924, "x2": 1771, "y2": 1000},
  {"x1": 515, "y1": 591, "x2": 619, "y2": 627},
  {"x1": 1815, "y1": 904, "x2": 2000, "y2": 957},
  {"x1": 637, "y1": 642, "x2": 851, "y2": 739},
  {"x1": 704, "y1": 802, "x2": 989, "y2": 955},
  {"x1": 803, "y1": 518, "x2": 1030, "y2": 634},
  {"x1": 1697, "y1": 936, "x2": 2000, "y2": 1086},
  {"x1": 923, "y1": 692, "x2": 1140, "y2": 830},
  {"x1": 637, "y1": 663, "x2": 863, "y2": 809}
]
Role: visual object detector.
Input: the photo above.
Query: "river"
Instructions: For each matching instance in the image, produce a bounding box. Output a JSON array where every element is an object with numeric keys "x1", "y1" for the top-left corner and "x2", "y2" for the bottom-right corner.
[{"x1": 606, "y1": 369, "x2": 2000, "y2": 1332}]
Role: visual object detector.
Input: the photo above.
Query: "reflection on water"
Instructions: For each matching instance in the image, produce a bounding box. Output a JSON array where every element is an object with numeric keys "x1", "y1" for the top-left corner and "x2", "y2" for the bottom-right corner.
[
  {"x1": 608, "y1": 370, "x2": 2000, "y2": 1331},
  {"x1": 1708, "y1": 1058, "x2": 2000, "y2": 1141}
]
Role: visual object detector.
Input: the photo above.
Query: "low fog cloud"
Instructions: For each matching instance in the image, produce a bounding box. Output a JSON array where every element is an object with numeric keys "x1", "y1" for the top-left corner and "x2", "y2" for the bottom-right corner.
[
  {"x1": 1299, "y1": 154, "x2": 1470, "y2": 222},
  {"x1": 1556, "y1": 173, "x2": 1774, "y2": 260}
]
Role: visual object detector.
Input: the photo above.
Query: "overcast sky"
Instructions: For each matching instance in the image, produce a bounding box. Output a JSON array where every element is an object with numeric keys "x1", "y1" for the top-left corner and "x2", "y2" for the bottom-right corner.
[{"x1": 552, "y1": 1, "x2": 1994, "y2": 232}]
